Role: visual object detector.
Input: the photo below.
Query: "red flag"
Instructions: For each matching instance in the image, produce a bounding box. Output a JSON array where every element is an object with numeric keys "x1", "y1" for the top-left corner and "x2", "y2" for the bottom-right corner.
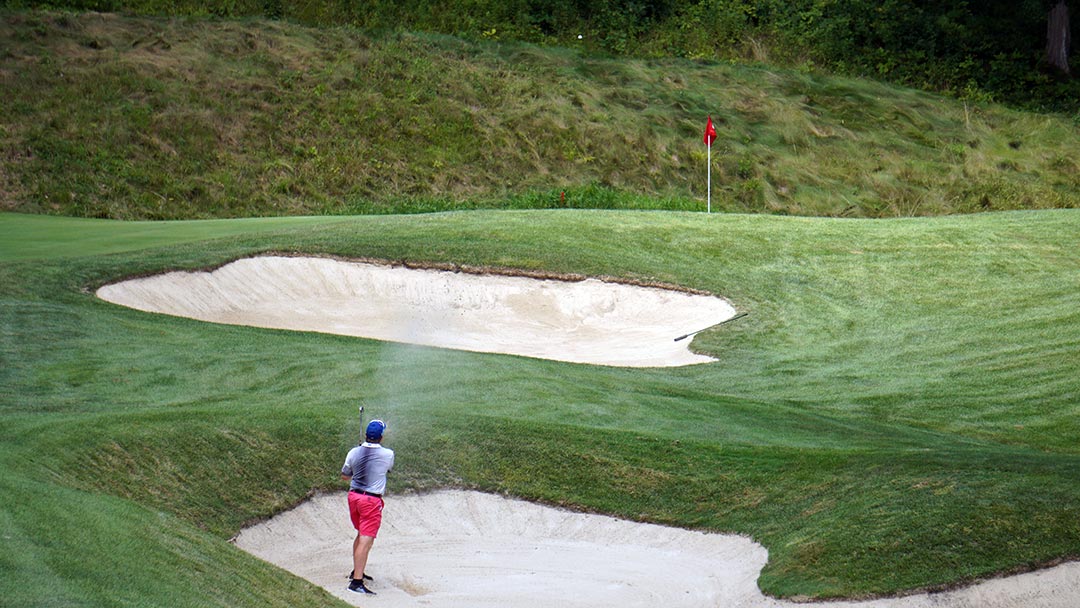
[{"x1": 703, "y1": 115, "x2": 717, "y2": 147}]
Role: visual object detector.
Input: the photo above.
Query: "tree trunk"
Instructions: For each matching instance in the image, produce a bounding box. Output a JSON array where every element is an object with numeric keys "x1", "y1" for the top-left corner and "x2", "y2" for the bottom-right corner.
[{"x1": 1047, "y1": 0, "x2": 1071, "y2": 75}]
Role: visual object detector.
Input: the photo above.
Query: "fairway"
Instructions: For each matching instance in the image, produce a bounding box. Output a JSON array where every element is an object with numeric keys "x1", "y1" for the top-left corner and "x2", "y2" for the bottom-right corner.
[{"x1": 2, "y1": 209, "x2": 1080, "y2": 606}]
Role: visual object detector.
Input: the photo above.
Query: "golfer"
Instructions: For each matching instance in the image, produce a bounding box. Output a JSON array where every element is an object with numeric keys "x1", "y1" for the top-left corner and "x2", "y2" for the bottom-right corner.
[{"x1": 341, "y1": 419, "x2": 395, "y2": 595}]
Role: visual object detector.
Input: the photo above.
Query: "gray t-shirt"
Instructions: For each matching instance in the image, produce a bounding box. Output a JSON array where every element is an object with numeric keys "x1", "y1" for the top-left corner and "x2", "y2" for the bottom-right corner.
[{"x1": 341, "y1": 442, "x2": 395, "y2": 495}]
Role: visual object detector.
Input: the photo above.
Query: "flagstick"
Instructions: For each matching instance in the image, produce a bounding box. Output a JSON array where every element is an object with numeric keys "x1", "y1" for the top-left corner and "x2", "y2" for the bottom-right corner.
[
  {"x1": 703, "y1": 115, "x2": 717, "y2": 214},
  {"x1": 707, "y1": 142, "x2": 712, "y2": 214}
]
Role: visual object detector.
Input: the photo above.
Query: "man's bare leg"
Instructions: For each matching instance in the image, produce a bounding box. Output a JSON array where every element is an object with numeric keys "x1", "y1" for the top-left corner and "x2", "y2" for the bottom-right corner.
[{"x1": 353, "y1": 534, "x2": 375, "y2": 580}]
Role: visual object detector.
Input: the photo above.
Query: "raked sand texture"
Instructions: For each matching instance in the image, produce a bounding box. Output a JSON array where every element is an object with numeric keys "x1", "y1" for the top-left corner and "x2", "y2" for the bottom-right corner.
[
  {"x1": 235, "y1": 490, "x2": 1080, "y2": 608},
  {"x1": 96, "y1": 256, "x2": 737, "y2": 367}
]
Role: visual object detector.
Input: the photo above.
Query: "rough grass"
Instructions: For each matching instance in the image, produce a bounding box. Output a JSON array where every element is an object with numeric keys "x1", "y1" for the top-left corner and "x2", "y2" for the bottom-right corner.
[
  {"x1": 2, "y1": 10, "x2": 1079, "y2": 219},
  {"x1": 3, "y1": 209, "x2": 1080, "y2": 604}
]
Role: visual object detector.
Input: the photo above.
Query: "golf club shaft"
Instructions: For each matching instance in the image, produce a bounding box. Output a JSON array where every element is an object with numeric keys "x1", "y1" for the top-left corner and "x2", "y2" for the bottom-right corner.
[{"x1": 674, "y1": 312, "x2": 748, "y2": 341}]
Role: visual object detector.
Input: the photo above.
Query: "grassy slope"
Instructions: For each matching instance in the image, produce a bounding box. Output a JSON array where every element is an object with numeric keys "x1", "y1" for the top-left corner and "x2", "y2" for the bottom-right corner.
[
  {"x1": 3, "y1": 209, "x2": 1080, "y2": 605},
  {"x1": 2, "y1": 10, "x2": 1080, "y2": 220}
]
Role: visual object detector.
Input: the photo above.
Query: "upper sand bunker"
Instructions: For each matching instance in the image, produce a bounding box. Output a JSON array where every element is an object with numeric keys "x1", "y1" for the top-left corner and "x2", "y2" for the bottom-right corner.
[
  {"x1": 235, "y1": 490, "x2": 1080, "y2": 608},
  {"x1": 96, "y1": 256, "x2": 736, "y2": 367}
]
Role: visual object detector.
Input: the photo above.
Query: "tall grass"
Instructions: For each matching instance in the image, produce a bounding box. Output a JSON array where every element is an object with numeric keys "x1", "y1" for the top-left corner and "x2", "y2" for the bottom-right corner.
[{"x1": 2, "y1": 10, "x2": 1079, "y2": 220}]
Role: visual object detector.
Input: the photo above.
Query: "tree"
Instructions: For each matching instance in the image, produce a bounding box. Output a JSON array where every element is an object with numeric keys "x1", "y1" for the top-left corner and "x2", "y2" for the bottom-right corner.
[{"x1": 1047, "y1": 0, "x2": 1071, "y2": 74}]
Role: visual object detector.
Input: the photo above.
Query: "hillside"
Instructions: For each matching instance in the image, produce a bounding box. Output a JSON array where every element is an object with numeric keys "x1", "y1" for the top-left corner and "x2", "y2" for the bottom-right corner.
[{"x1": 2, "y1": 10, "x2": 1079, "y2": 220}]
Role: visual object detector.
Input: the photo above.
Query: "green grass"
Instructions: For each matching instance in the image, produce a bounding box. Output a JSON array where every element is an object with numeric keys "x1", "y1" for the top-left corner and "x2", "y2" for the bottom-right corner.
[
  {"x1": 4, "y1": 7, "x2": 1080, "y2": 606},
  {"x1": 0, "y1": 213, "x2": 357, "y2": 261},
  {"x1": 2, "y1": 10, "x2": 1080, "y2": 220},
  {"x1": 3, "y1": 209, "x2": 1080, "y2": 605}
]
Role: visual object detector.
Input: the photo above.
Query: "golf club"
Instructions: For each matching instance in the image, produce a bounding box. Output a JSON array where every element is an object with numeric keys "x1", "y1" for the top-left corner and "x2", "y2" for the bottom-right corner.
[
  {"x1": 358, "y1": 404, "x2": 366, "y2": 442},
  {"x1": 673, "y1": 312, "x2": 748, "y2": 342}
]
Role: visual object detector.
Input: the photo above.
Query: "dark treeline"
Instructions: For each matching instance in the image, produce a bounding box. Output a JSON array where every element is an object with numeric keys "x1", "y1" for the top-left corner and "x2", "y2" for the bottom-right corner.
[{"x1": 7, "y1": 0, "x2": 1078, "y2": 111}]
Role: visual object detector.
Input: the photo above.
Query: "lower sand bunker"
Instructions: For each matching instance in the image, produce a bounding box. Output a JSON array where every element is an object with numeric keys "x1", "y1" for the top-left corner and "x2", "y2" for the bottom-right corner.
[
  {"x1": 235, "y1": 490, "x2": 1080, "y2": 608},
  {"x1": 96, "y1": 255, "x2": 737, "y2": 367}
]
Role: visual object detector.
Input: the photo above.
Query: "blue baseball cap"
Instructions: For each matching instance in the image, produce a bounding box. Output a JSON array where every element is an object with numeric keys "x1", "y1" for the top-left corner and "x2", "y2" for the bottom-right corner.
[{"x1": 366, "y1": 419, "x2": 386, "y2": 442}]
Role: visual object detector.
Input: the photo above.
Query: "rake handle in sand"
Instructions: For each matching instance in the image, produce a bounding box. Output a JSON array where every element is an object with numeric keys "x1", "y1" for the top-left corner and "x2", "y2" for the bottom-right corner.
[{"x1": 674, "y1": 312, "x2": 748, "y2": 342}]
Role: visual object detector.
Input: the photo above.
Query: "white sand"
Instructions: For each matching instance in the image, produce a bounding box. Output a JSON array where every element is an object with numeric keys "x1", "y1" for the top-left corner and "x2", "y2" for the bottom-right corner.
[
  {"x1": 96, "y1": 256, "x2": 736, "y2": 367},
  {"x1": 234, "y1": 490, "x2": 1080, "y2": 608}
]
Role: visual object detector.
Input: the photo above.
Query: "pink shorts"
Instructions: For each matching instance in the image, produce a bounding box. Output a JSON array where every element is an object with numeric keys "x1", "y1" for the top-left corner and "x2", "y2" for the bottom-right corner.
[{"x1": 348, "y1": 492, "x2": 384, "y2": 538}]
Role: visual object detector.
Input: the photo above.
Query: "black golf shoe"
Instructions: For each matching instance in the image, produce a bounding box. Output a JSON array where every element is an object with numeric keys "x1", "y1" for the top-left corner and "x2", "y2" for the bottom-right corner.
[{"x1": 347, "y1": 578, "x2": 376, "y2": 595}]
